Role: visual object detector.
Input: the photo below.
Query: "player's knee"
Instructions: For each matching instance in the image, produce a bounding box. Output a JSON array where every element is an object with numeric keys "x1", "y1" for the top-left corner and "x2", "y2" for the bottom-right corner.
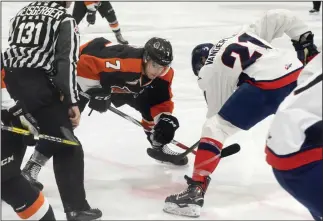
[
  {"x1": 2, "y1": 175, "x2": 55, "y2": 220},
  {"x1": 15, "y1": 191, "x2": 52, "y2": 220},
  {"x1": 201, "y1": 114, "x2": 240, "y2": 141},
  {"x1": 99, "y1": 2, "x2": 116, "y2": 22}
]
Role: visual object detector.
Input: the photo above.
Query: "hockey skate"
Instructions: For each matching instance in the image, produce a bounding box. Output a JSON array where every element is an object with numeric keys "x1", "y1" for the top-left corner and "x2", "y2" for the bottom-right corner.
[
  {"x1": 66, "y1": 208, "x2": 102, "y2": 221},
  {"x1": 21, "y1": 160, "x2": 44, "y2": 191},
  {"x1": 147, "y1": 144, "x2": 188, "y2": 166},
  {"x1": 163, "y1": 175, "x2": 211, "y2": 217},
  {"x1": 115, "y1": 30, "x2": 128, "y2": 44},
  {"x1": 309, "y1": 9, "x2": 320, "y2": 14}
]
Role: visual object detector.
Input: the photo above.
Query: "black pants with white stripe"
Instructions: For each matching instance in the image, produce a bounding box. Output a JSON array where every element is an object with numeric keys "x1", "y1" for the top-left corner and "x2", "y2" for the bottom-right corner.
[{"x1": 4, "y1": 67, "x2": 90, "y2": 213}]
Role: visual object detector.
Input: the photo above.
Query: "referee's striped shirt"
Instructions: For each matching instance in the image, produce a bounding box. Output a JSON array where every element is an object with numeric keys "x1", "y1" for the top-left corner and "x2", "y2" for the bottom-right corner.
[{"x1": 2, "y1": 1, "x2": 80, "y2": 105}]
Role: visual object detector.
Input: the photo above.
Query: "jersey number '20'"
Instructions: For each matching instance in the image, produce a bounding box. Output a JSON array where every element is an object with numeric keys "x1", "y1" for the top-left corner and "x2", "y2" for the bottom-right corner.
[
  {"x1": 221, "y1": 33, "x2": 272, "y2": 70},
  {"x1": 15, "y1": 22, "x2": 43, "y2": 45}
]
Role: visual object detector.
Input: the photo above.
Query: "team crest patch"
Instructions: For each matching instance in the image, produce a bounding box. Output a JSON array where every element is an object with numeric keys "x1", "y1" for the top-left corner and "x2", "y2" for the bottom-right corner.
[{"x1": 111, "y1": 86, "x2": 133, "y2": 94}]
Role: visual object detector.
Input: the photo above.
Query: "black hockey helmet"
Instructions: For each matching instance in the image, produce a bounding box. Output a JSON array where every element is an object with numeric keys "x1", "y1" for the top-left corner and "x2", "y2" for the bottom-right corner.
[{"x1": 143, "y1": 37, "x2": 173, "y2": 66}]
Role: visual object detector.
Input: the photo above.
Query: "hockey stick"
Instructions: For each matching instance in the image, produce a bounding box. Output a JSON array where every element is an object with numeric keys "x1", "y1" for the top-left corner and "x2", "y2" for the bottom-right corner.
[
  {"x1": 107, "y1": 105, "x2": 198, "y2": 154},
  {"x1": 171, "y1": 143, "x2": 241, "y2": 163},
  {"x1": 106, "y1": 106, "x2": 240, "y2": 160},
  {"x1": 79, "y1": 90, "x2": 197, "y2": 154},
  {"x1": 1, "y1": 125, "x2": 80, "y2": 146}
]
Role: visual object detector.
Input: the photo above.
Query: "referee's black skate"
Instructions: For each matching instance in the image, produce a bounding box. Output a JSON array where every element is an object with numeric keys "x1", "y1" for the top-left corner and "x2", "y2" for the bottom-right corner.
[
  {"x1": 147, "y1": 144, "x2": 188, "y2": 166},
  {"x1": 163, "y1": 175, "x2": 211, "y2": 217},
  {"x1": 66, "y1": 208, "x2": 102, "y2": 221},
  {"x1": 309, "y1": 8, "x2": 320, "y2": 14},
  {"x1": 21, "y1": 161, "x2": 44, "y2": 191}
]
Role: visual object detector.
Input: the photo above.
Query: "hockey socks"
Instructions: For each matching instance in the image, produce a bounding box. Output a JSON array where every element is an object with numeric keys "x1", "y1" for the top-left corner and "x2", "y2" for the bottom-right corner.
[{"x1": 192, "y1": 137, "x2": 223, "y2": 187}]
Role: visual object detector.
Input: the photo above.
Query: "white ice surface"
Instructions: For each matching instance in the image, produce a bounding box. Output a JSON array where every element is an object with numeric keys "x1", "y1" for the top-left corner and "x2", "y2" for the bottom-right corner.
[{"x1": 1, "y1": 2, "x2": 322, "y2": 220}]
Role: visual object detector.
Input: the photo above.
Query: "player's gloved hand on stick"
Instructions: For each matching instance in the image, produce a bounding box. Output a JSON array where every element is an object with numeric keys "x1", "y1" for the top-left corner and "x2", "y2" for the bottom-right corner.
[
  {"x1": 8, "y1": 100, "x2": 40, "y2": 137},
  {"x1": 153, "y1": 114, "x2": 179, "y2": 145},
  {"x1": 87, "y1": 87, "x2": 111, "y2": 113},
  {"x1": 292, "y1": 31, "x2": 319, "y2": 65},
  {"x1": 86, "y1": 10, "x2": 96, "y2": 25}
]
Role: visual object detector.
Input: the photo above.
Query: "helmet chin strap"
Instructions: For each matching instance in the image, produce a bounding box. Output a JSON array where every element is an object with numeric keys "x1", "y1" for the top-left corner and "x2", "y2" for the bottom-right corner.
[{"x1": 140, "y1": 73, "x2": 153, "y2": 87}]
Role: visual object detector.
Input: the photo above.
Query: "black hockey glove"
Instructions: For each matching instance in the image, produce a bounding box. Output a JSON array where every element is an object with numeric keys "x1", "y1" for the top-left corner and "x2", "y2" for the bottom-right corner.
[
  {"x1": 292, "y1": 31, "x2": 319, "y2": 65},
  {"x1": 8, "y1": 101, "x2": 40, "y2": 137},
  {"x1": 146, "y1": 131, "x2": 163, "y2": 148},
  {"x1": 86, "y1": 10, "x2": 96, "y2": 25},
  {"x1": 87, "y1": 88, "x2": 111, "y2": 113},
  {"x1": 153, "y1": 114, "x2": 179, "y2": 145}
]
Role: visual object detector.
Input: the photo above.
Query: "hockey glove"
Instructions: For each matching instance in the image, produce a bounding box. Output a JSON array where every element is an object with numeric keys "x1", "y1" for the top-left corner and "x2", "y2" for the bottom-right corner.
[
  {"x1": 292, "y1": 31, "x2": 319, "y2": 65},
  {"x1": 146, "y1": 131, "x2": 163, "y2": 148},
  {"x1": 86, "y1": 10, "x2": 96, "y2": 25},
  {"x1": 8, "y1": 101, "x2": 40, "y2": 137},
  {"x1": 153, "y1": 114, "x2": 179, "y2": 145},
  {"x1": 87, "y1": 88, "x2": 111, "y2": 113}
]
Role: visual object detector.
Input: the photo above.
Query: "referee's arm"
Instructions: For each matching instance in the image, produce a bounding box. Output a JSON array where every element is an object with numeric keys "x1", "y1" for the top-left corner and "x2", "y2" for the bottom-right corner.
[{"x1": 53, "y1": 17, "x2": 80, "y2": 106}]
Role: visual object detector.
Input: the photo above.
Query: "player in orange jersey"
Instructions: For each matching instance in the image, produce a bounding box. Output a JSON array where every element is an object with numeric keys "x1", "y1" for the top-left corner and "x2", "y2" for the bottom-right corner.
[{"x1": 21, "y1": 37, "x2": 188, "y2": 193}]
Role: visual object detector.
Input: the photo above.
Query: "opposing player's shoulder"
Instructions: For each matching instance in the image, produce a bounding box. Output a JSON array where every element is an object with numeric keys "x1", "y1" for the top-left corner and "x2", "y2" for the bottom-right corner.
[{"x1": 204, "y1": 36, "x2": 235, "y2": 67}]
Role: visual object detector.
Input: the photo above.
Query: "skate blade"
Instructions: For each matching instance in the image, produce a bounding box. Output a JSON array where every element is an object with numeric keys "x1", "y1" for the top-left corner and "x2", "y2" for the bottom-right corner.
[
  {"x1": 154, "y1": 159, "x2": 189, "y2": 168},
  {"x1": 163, "y1": 202, "x2": 201, "y2": 218}
]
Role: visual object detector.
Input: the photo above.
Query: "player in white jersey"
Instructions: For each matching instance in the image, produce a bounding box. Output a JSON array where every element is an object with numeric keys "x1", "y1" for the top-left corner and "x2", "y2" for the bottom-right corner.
[
  {"x1": 163, "y1": 9, "x2": 320, "y2": 217},
  {"x1": 266, "y1": 53, "x2": 322, "y2": 221}
]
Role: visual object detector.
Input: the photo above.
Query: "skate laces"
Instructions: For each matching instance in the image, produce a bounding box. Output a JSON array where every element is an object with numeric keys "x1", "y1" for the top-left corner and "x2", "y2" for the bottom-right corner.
[
  {"x1": 185, "y1": 175, "x2": 206, "y2": 191},
  {"x1": 169, "y1": 176, "x2": 203, "y2": 198},
  {"x1": 25, "y1": 162, "x2": 41, "y2": 180},
  {"x1": 161, "y1": 145, "x2": 180, "y2": 156},
  {"x1": 30, "y1": 164, "x2": 41, "y2": 180},
  {"x1": 169, "y1": 185, "x2": 190, "y2": 198}
]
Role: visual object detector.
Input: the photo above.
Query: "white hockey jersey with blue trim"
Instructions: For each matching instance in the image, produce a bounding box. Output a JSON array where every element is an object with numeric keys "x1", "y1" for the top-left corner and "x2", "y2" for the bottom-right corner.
[{"x1": 198, "y1": 9, "x2": 308, "y2": 118}]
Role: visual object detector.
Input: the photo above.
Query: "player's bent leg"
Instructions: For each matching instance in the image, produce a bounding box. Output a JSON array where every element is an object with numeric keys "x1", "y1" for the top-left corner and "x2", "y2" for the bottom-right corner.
[
  {"x1": 21, "y1": 146, "x2": 51, "y2": 191},
  {"x1": 219, "y1": 82, "x2": 296, "y2": 131},
  {"x1": 163, "y1": 114, "x2": 238, "y2": 217},
  {"x1": 72, "y1": 1, "x2": 87, "y2": 25},
  {"x1": 163, "y1": 82, "x2": 296, "y2": 217},
  {"x1": 273, "y1": 160, "x2": 323, "y2": 220},
  {"x1": 1, "y1": 174, "x2": 56, "y2": 220},
  {"x1": 98, "y1": 1, "x2": 128, "y2": 44}
]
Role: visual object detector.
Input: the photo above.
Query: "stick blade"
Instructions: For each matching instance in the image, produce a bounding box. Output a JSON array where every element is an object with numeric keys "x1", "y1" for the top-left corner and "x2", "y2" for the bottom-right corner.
[
  {"x1": 221, "y1": 143, "x2": 240, "y2": 158},
  {"x1": 60, "y1": 126, "x2": 80, "y2": 145}
]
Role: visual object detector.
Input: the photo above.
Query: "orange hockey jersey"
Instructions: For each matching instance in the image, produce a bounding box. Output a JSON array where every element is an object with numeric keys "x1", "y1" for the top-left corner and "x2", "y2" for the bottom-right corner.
[{"x1": 77, "y1": 37, "x2": 174, "y2": 127}]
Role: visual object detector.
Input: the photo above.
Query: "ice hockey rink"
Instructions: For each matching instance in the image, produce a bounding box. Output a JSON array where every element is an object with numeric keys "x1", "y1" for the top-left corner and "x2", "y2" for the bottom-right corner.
[{"x1": 1, "y1": 1, "x2": 322, "y2": 220}]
